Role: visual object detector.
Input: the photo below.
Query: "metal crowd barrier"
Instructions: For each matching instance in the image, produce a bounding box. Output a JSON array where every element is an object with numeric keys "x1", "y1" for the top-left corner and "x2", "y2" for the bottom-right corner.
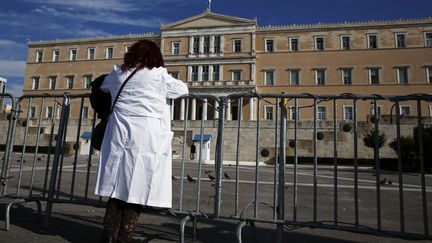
[{"x1": 0, "y1": 92, "x2": 431, "y2": 242}]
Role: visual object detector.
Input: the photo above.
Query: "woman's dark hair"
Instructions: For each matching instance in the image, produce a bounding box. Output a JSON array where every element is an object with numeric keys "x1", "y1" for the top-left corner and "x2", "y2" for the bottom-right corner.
[{"x1": 121, "y1": 39, "x2": 164, "y2": 72}]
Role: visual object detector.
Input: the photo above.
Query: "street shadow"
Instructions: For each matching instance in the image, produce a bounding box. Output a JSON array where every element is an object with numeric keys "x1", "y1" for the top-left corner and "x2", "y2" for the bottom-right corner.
[{"x1": 0, "y1": 204, "x2": 103, "y2": 242}]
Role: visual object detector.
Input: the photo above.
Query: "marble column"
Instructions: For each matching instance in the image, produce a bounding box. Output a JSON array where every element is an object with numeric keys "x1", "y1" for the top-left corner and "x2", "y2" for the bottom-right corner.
[
  {"x1": 214, "y1": 99, "x2": 219, "y2": 119},
  {"x1": 202, "y1": 98, "x2": 208, "y2": 121},
  {"x1": 249, "y1": 98, "x2": 255, "y2": 121},
  {"x1": 170, "y1": 99, "x2": 175, "y2": 120},
  {"x1": 191, "y1": 98, "x2": 196, "y2": 120},
  {"x1": 180, "y1": 98, "x2": 185, "y2": 121},
  {"x1": 226, "y1": 99, "x2": 232, "y2": 121}
]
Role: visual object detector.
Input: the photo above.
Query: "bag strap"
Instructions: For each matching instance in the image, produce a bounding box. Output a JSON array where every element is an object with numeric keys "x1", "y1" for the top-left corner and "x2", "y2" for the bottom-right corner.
[{"x1": 109, "y1": 68, "x2": 138, "y2": 115}]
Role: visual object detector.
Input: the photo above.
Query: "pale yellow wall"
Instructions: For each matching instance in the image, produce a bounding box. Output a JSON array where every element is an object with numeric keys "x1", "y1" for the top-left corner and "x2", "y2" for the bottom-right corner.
[{"x1": 22, "y1": 18, "x2": 432, "y2": 122}]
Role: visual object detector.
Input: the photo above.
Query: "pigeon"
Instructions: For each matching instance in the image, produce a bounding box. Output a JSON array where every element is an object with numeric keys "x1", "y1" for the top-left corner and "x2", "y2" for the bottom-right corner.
[
  {"x1": 187, "y1": 174, "x2": 196, "y2": 183},
  {"x1": 224, "y1": 172, "x2": 231, "y2": 180},
  {"x1": 204, "y1": 170, "x2": 212, "y2": 174},
  {"x1": 381, "y1": 178, "x2": 393, "y2": 185},
  {"x1": 208, "y1": 174, "x2": 215, "y2": 181},
  {"x1": 37, "y1": 157, "x2": 42, "y2": 161},
  {"x1": 172, "y1": 176, "x2": 176, "y2": 180}
]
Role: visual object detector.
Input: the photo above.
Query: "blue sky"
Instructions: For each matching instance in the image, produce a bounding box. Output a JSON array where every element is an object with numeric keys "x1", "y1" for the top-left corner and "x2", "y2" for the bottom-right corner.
[{"x1": 0, "y1": 0, "x2": 431, "y2": 97}]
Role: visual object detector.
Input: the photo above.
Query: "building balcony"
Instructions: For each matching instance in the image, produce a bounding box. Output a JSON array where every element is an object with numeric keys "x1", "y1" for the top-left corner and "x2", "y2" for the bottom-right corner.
[{"x1": 187, "y1": 80, "x2": 255, "y2": 87}]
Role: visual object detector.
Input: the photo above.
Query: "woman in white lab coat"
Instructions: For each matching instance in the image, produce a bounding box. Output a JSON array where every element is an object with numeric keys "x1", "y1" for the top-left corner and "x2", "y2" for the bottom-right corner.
[{"x1": 95, "y1": 39, "x2": 188, "y2": 243}]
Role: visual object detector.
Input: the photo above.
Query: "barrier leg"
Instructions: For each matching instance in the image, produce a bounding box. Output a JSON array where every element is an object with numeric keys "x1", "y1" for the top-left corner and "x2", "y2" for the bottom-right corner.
[
  {"x1": 179, "y1": 215, "x2": 190, "y2": 243},
  {"x1": 236, "y1": 221, "x2": 247, "y2": 243}
]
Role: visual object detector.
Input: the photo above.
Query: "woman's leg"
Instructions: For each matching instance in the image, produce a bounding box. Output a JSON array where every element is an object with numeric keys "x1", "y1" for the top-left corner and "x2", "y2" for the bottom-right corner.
[
  {"x1": 117, "y1": 202, "x2": 142, "y2": 243},
  {"x1": 100, "y1": 198, "x2": 123, "y2": 243}
]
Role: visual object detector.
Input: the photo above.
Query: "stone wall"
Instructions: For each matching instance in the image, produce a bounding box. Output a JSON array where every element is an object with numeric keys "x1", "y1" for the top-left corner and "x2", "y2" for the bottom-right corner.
[{"x1": 0, "y1": 116, "x2": 426, "y2": 162}]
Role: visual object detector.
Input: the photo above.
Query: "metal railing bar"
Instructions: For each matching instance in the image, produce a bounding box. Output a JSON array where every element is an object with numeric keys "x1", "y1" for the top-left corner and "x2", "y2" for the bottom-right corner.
[
  {"x1": 16, "y1": 99, "x2": 31, "y2": 195},
  {"x1": 353, "y1": 99, "x2": 359, "y2": 228},
  {"x1": 373, "y1": 99, "x2": 382, "y2": 231},
  {"x1": 273, "y1": 98, "x2": 279, "y2": 220},
  {"x1": 29, "y1": 98, "x2": 45, "y2": 197},
  {"x1": 333, "y1": 99, "x2": 338, "y2": 226},
  {"x1": 70, "y1": 97, "x2": 85, "y2": 200},
  {"x1": 293, "y1": 98, "x2": 299, "y2": 222},
  {"x1": 416, "y1": 100, "x2": 429, "y2": 236},
  {"x1": 235, "y1": 97, "x2": 243, "y2": 217},
  {"x1": 253, "y1": 98, "x2": 261, "y2": 218},
  {"x1": 313, "y1": 98, "x2": 318, "y2": 222},
  {"x1": 179, "y1": 98, "x2": 189, "y2": 210}
]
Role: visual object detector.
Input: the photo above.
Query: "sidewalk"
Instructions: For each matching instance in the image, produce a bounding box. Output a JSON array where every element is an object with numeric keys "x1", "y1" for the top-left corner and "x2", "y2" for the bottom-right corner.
[{"x1": 1, "y1": 202, "x2": 430, "y2": 243}]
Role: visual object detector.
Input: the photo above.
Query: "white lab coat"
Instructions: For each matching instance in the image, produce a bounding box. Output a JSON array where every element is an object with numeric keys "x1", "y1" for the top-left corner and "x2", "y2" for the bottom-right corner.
[{"x1": 94, "y1": 65, "x2": 188, "y2": 208}]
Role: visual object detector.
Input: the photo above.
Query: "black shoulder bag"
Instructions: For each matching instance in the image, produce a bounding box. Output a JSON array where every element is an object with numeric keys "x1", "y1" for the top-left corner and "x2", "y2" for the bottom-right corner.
[{"x1": 91, "y1": 69, "x2": 138, "y2": 151}]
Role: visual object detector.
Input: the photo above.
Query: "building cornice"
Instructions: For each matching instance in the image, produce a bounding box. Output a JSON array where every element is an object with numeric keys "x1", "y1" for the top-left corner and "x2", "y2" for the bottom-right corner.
[
  {"x1": 257, "y1": 17, "x2": 432, "y2": 33},
  {"x1": 27, "y1": 33, "x2": 159, "y2": 47}
]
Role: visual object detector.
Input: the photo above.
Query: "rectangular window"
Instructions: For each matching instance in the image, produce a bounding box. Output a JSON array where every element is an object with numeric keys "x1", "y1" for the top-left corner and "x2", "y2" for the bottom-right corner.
[
  {"x1": 233, "y1": 39, "x2": 242, "y2": 53},
  {"x1": 46, "y1": 106, "x2": 53, "y2": 118},
  {"x1": 66, "y1": 76, "x2": 74, "y2": 89},
  {"x1": 36, "y1": 51, "x2": 43, "y2": 62},
  {"x1": 70, "y1": 49, "x2": 77, "y2": 61},
  {"x1": 30, "y1": 106, "x2": 36, "y2": 118},
  {"x1": 367, "y1": 34, "x2": 378, "y2": 49},
  {"x1": 193, "y1": 36, "x2": 200, "y2": 54},
  {"x1": 32, "y1": 77, "x2": 40, "y2": 90},
  {"x1": 214, "y1": 35, "x2": 221, "y2": 53},
  {"x1": 84, "y1": 75, "x2": 92, "y2": 89},
  {"x1": 172, "y1": 42, "x2": 180, "y2": 55},
  {"x1": 264, "y1": 106, "x2": 274, "y2": 120},
  {"x1": 290, "y1": 38, "x2": 299, "y2": 51},
  {"x1": 290, "y1": 70, "x2": 300, "y2": 85},
  {"x1": 169, "y1": 72, "x2": 179, "y2": 79},
  {"x1": 203, "y1": 36, "x2": 210, "y2": 54},
  {"x1": 213, "y1": 65, "x2": 220, "y2": 81},
  {"x1": 344, "y1": 106, "x2": 353, "y2": 121},
  {"x1": 396, "y1": 33, "x2": 406, "y2": 48},
  {"x1": 265, "y1": 39, "x2": 274, "y2": 52},
  {"x1": 106, "y1": 47, "x2": 114, "y2": 59},
  {"x1": 52, "y1": 50, "x2": 60, "y2": 62},
  {"x1": 315, "y1": 37, "x2": 324, "y2": 50},
  {"x1": 202, "y1": 65, "x2": 209, "y2": 81},
  {"x1": 264, "y1": 71, "x2": 274, "y2": 85},
  {"x1": 427, "y1": 67, "x2": 432, "y2": 84},
  {"x1": 342, "y1": 69, "x2": 352, "y2": 85},
  {"x1": 232, "y1": 70, "x2": 241, "y2": 81},
  {"x1": 371, "y1": 105, "x2": 382, "y2": 116},
  {"x1": 369, "y1": 68, "x2": 380, "y2": 84},
  {"x1": 49, "y1": 76, "x2": 57, "y2": 90},
  {"x1": 425, "y1": 32, "x2": 432, "y2": 47},
  {"x1": 290, "y1": 106, "x2": 299, "y2": 120},
  {"x1": 191, "y1": 66, "x2": 198, "y2": 81},
  {"x1": 315, "y1": 69, "x2": 326, "y2": 85},
  {"x1": 341, "y1": 35, "x2": 351, "y2": 50},
  {"x1": 397, "y1": 67, "x2": 409, "y2": 84},
  {"x1": 400, "y1": 105, "x2": 410, "y2": 117},
  {"x1": 87, "y1": 48, "x2": 95, "y2": 60},
  {"x1": 82, "y1": 107, "x2": 89, "y2": 119},
  {"x1": 317, "y1": 106, "x2": 326, "y2": 120}
]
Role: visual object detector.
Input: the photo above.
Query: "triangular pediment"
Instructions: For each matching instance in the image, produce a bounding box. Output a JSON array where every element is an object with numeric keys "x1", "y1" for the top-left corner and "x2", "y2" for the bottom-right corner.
[{"x1": 161, "y1": 11, "x2": 256, "y2": 30}]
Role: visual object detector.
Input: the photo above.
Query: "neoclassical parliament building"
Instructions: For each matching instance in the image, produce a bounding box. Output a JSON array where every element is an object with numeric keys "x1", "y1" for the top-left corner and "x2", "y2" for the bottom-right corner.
[{"x1": 23, "y1": 11, "x2": 432, "y2": 122}]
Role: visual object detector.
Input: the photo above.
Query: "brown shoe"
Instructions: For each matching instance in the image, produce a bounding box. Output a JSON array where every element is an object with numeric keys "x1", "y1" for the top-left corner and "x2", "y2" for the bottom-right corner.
[
  {"x1": 116, "y1": 203, "x2": 142, "y2": 243},
  {"x1": 100, "y1": 198, "x2": 123, "y2": 243}
]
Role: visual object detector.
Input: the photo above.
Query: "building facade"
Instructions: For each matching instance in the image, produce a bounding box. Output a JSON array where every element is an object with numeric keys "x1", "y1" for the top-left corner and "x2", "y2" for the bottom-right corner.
[{"x1": 23, "y1": 11, "x2": 432, "y2": 122}]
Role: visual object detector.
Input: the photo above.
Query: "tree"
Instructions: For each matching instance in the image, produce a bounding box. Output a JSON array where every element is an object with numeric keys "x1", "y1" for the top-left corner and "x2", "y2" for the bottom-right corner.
[
  {"x1": 389, "y1": 136, "x2": 417, "y2": 168},
  {"x1": 388, "y1": 126, "x2": 432, "y2": 170},
  {"x1": 363, "y1": 128, "x2": 387, "y2": 150}
]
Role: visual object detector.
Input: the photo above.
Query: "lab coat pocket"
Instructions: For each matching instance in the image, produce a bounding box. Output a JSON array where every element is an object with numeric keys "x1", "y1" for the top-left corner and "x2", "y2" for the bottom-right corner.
[{"x1": 159, "y1": 131, "x2": 174, "y2": 157}]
